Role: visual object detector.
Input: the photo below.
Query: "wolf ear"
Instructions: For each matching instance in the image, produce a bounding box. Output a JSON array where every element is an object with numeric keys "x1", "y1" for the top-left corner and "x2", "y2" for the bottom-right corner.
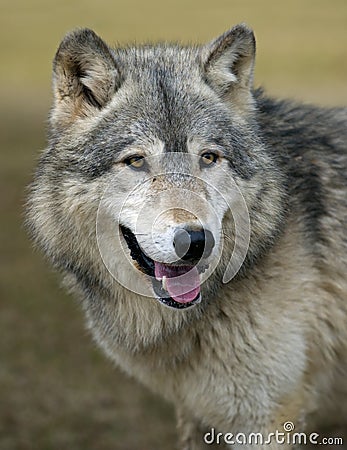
[
  {"x1": 52, "y1": 28, "x2": 119, "y2": 129},
  {"x1": 202, "y1": 24, "x2": 256, "y2": 111}
]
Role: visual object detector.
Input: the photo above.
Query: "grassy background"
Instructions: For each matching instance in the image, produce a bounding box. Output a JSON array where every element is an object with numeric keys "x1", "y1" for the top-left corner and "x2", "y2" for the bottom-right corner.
[{"x1": 0, "y1": 1, "x2": 346, "y2": 449}]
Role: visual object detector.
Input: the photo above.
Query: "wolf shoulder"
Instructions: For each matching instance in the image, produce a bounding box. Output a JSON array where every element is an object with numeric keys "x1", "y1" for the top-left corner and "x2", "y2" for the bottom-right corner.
[
  {"x1": 254, "y1": 89, "x2": 346, "y2": 253},
  {"x1": 255, "y1": 88, "x2": 347, "y2": 158},
  {"x1": 256, "y1": 90, "x2": 346, "y2": 193}
]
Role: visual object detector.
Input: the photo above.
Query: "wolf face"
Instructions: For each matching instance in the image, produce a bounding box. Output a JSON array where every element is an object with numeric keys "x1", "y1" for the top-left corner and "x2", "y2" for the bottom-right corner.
[
  {"x1": 27, "y1": 25, "x2": 286, "y2": 311},
  {"x1": 96, "y1": 149, "x2": 246, "y2": 309}
]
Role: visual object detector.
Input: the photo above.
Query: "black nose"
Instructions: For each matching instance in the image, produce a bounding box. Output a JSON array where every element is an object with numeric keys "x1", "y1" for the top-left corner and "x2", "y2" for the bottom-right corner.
[{"x1": 173, "y1": 228, "x2": 215, "y2": 262}]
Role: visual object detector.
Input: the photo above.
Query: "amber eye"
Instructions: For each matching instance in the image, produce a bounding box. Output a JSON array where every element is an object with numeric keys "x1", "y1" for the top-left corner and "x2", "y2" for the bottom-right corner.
[
  {"x1": 124, "y1": 155, "x2": 145, "y2": 170},
  {"x1": 200, "y1": 152, "x2": 218, "y2": 167}
]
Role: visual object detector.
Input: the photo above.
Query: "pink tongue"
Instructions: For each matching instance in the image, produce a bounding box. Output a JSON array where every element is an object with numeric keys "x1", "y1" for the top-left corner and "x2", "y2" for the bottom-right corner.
[{"x1": 154, "y1": 263, "x2": 200, "y2": 304}]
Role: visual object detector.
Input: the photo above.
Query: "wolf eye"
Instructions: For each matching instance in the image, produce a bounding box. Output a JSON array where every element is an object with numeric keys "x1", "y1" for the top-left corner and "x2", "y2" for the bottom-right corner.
[
  {"x1": 200, "y1": 152, "x2": 219, "y2": 167},
  {"x1": 124, "y1": 155, "x2": 145, "y2": 170}
]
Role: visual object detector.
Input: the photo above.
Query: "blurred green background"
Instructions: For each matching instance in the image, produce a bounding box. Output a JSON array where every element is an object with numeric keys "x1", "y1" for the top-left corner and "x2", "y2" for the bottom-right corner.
[{"x1": 0, "y1": 1, "x2": 346, "y2": 449}]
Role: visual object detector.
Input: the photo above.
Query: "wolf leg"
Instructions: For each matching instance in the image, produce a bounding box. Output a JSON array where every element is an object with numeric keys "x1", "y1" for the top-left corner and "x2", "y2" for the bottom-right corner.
[{"x1": 176, "y1": 407, "x2": 225, "y2": 450}]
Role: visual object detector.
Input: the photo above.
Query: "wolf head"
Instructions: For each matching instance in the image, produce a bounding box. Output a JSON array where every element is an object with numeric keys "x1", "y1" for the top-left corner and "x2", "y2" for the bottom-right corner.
[{"x1": 27, "y1": 25, "x2": 286, "y2": 311}]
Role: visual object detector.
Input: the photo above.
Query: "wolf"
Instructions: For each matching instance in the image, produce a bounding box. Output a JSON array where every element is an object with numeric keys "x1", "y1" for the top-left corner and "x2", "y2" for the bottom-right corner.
[{"x1": 26, "y1": 24, "x2": 347, "y2": 449}]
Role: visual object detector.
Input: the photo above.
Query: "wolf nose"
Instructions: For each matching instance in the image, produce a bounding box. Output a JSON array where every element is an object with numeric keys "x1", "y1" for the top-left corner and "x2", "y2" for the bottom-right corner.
[{"x1": 173, "y1": 228, "x2": 215, "y2": 262}]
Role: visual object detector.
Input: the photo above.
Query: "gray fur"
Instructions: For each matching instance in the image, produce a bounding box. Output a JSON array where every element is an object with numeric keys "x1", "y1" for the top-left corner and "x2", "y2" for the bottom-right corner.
[{"x1": 26, "y1": 24, "x2": 347, "y2": 449}]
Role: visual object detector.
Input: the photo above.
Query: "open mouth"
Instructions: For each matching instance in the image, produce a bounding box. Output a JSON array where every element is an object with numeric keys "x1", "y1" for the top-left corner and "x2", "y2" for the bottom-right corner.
[{"x1": 120, "y1": 225, "x2": 204, "y2": 309}]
